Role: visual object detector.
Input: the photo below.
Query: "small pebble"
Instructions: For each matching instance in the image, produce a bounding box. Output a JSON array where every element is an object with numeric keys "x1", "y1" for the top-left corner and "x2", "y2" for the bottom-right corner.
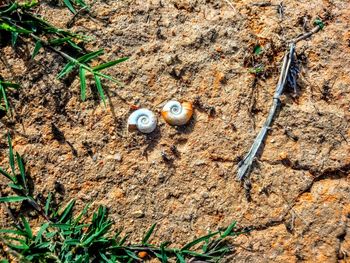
[
  {"x1": 114, "y1": 153, "x2": 122, "y2": 162},
  {"x1": 131, "y1": 210, "x2": 145, "y2": 218},
  {"x1": 202, "y1": 192, "x2": 209, "y2": 199},
  {"x1": 194, "y1": 160, "x2": 206, "y2": 166}
]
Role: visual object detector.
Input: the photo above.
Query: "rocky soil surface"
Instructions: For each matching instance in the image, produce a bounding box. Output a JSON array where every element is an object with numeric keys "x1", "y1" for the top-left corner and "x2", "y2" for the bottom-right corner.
[{"x1": 1, "y1": 0, "x2": 350, "y2": 262}]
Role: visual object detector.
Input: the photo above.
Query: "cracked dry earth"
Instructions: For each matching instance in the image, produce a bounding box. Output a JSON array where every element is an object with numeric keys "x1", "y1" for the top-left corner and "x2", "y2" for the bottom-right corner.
[{"x1": 0, "y1": 0, "x2": 350, "y2": 262}]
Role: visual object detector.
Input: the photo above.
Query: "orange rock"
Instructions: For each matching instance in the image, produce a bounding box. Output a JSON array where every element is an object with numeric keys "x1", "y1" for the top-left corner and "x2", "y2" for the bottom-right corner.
[{"x1": 138, "y1": 251, "x2": 148, "y2": 259}]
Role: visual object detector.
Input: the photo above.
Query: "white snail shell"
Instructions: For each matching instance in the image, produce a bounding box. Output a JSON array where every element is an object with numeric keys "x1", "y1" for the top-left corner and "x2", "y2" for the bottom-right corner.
[
  {"x1": 127, "y1": 108, "x2": 157, "y2": 134},
  {"x1": 161, "y1": 100, "x2": 193, "y2": 126}
]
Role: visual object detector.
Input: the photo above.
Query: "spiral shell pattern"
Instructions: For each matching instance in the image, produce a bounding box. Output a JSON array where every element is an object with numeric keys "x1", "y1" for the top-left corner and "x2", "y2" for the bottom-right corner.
[
  {"x1": 161, "y1": 100, "x2": 193, "y2": 126},
  {"x1": 127, "y1": 109, "x2": 157, "y2": 134}
]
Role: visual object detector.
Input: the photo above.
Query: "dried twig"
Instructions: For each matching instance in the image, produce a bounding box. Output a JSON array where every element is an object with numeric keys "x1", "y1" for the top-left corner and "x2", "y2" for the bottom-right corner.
[
  {"x1": 289, "y1": 25, "x2": 322, "y2": 44},
  {"x1": 237, "y1": 24, "x2": 323, "y2": 180},
  {"x1": 223, "y1": 0, "x2": 237, "y2": 13},
  {"x1": 237, "y1": 44, "x2": 295, "y2": 180}
]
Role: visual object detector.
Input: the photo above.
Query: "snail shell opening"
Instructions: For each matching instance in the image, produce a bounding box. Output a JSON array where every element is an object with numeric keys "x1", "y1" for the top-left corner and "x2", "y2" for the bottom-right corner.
[
  {"x1": 161, "y1": 100, "x2": 193, "y2": 126},
  {"x1": 127, "y1": 108, "x2": 157, "y2": 134}
]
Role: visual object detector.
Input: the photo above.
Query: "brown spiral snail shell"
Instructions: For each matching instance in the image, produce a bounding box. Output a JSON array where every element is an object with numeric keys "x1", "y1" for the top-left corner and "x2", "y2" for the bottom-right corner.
[{"x1": 161, "y1": 100, "x2": 193, "y2": 126}]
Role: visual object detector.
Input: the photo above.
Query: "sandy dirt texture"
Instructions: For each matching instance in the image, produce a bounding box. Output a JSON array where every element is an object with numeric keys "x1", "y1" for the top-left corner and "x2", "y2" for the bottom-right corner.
[{"x1": 1, "y1": 0, "x2": 350, "y2": 262}]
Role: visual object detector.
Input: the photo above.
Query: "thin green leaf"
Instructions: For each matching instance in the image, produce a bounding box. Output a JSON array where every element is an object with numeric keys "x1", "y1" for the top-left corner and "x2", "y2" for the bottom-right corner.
[
  {"x1": 74, "y1": 202, "x2": 90, "y2": 224},
  {"x1": 0, "y1": 84, "x2": 9, "y2": 112},
  {"x1": 49, "y1": 36, "x2": 71, "y2": 45},
  {"x1": 7, "y1": 134, "x2": 16, "y2": 180},
  {"x1": 142, "y1": 223, "x2": 156, "y2": 244},
  {"x1": 160, "y1": 242, "x2": 168, "y2": 263},
  {"x1": 64, "y1": 239, "x2": 80, "y2": 245},
  {"x1": 31, "y1": 40, "x2": 42, "y2": 59},
  {"x1": 176, "y1": 253, "x2": 186, "y2": 263},
  {"x1": 16, "y1": 153, "x2": 27, "y2": 191},
  {"x1": 181, "y1": 232, "x2": 218, "y2": 251},
  {"x1": 0, "y1": 229, "x2": 26, "y2": 236},
  {"x1": 67, "y1": 39, "x2": 82, "y2": 51},
  {"x1": 58, "y1": 199, "x2": 75, "y2": 223},
  {"x1": 57, "y1": 61, "x2": 76, "y2": 79},
  {"x1": 93, "y1": 57, "x2": 128, "y2": 72},
  {"x1": 8, "y1": 183, "x2": 23, "y2": 190},
  {"x1": 118, "y1": 234, "x2": 128, "y2": 245},
  {"x1": 63, "y1": 0, "x2": 76, "y2": 14},
  {"x1": 0, "y1": 3, "x2": 18, "y2": 15},
  {"x1": 36, "y1": 241, "x2": 51, "y2": 249},
  {"x1": 220, "y1": 221, "x2": 237, "y2": 238},
  {"x1": 45, "y1": 192, "x2": 52, "y2": 215},
  {"x1": 21, "y1": 216, "x2": 33, "y2": 239},
  {"x1": 5, "y1": 241, "x2": 29, "y2": 250},
  {"x1": 0, "y1": 22, "x2": 31, "y2": 33},
  {"x1": 100, "y1": 252, "x2": 113, "y2": 263},
  {"x1": 0, "y1": 167, "x2": 15, "y2": 182},
  {"x1": 0, "y1": 196, "x2": 28, "y2": 203},
  {"x1": 77, "y1": 49, "x2": 104, "y2": 63},
  {"x1": 253, "y1": 45, "x2": 262, "y2": 55},
  {"x1": 94, "y1": 74, "x2": 106, "y2": 106},
  {"x1": 124, "y1": 250, "x2": 140, "y2": 261},
  {"x1": 95, "y1": 71, "x2": 124, "y2": 87},
  {"x1": 0, "y1": 82, "x2": 20, "y2": 89},
  {"x1": 34, "y1": 222, "x2": 50, "y2": 243},
  {"x1": 79, "y1": 67, "x2": 87, "y2": 101},
  {"x1": 11, "y1": 32, "x2": 18, "y2": 46}
]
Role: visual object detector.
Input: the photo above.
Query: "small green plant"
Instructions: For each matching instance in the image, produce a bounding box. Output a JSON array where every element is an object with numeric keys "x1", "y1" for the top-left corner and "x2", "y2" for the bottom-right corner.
[
  {"x1": 248, "y1": 64, "x2": 264, "y2": 74},
  {"x1": 0, "y1": 135, "x2": 245, "y2": 262},
  {"x1": 253, "y1": 45, "x2": 262, "y2": 55},
  {"x1": 63, "y1": 0, "x2": 89, "y2": 14},
  {"x1": 314, "y1": 18, "x2": 325, "y2": 29},
  {"x1": 0, "y1": 1, "x2": 127, "y2": 105},
  {"x1": 0, "y1": 80, "x2": 19, "y2": 113}
]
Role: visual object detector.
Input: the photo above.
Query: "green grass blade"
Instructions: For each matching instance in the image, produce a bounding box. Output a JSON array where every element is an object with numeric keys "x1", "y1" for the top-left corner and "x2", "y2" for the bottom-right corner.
[
  {"x1": 7, "y1": 134, "x2": 16, "y2": 178},
  {"x1": 93, "y1": 75, "x2": 106, "y2": 106},
  {"x1": 59, "y1": 199, "x2": 75, "y2": 223},
  {"x1": 34, "y1": 222, "x2": 50, "y2": 243},
  {"x1": 181, "y1": 232, "x2": 218, "y2": 251},
  {"x1": 220, "y1": 221, "x2": 237, "y2": 238},
  {"x1": 16, "y1": 153, "x2": 27, "y2": 191},
  {"x1": 142, "y1": 223, "x2": 156, "y2": 245},
  {"x1": 57, "y1": 61, "x2": 76, "y2": 79},
  {"x1": 99, "y1": 252, "x2": 113, "y2": 263},
  {"x1": 11, "y1": 32, "x2": 18, "y2": 46},
  {"x1": 124, "y1": 250, "x2": 140, "y2": 261},
  {"x1": 75, "y1": 0, "x2": 88, "y2": 7},
  {"x1": 0, "y1": 84, "x2": 9, "y2": 112},
  {"x1": 45, "y1": 192, "x2": 52, "y2": 215},
  {"x1": 31, "y1": 40, "x2": 42, "y2": 59},
  {"x1": 0, "y1": 82, "x2": 20, "y2": 89},
  {"x1": 49, "y1": 36, "x2": 71, "y2": 45},
  {"x1": 0, "y1": 167, "x2": 15, "y2": 182},
  {"x1": 160, "y1": 242, "x2": 168, "y2": 263},
  {"x1": 74, "y1": 202, "x2": 90, "y2": 224},
  {"x1": 94, "y1": 72, "x2": 124, "y2": 87},
  {"x1": 63, "y1": 0, "x2": 76, "y2": 14},
  {"x1": 79, "y1": 67, "x2": 87, "y2": 101},
  {"x1": 176, "y1": 252, "x2": 186, "y2": 263},
  {"x1": 8, "y1": 183, "x2": 23, "y2": 190},
  {"x1": 93, "y1": 57, "x2": 128, "y2": 72},
  {"x1": 0, "y1": 3, "x2": 18, "y2": 15},
  {"x1": 67, "y1": 39, "x2": 82, "y2": 51},
  {"x1": 77, "y1": 49, "x2": 104, "y2": 63},
  {"x1": 21, "y1": 216, "x2": 33, "y2": 239},
  {"x1": 0, "y1": 229, "x2": 26, "y2": 236},
  {"x1": 0, "y1": 196, "x2": 29, "y2": 203}
]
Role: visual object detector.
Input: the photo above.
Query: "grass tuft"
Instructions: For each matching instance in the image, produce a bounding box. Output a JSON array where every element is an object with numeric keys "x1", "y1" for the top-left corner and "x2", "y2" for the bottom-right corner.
[
  {"x1": 0, "y1": 1, "x2": 126, "y2": 105},
  {"x1": 0, "y1": 135, "x2": 245, "y2": 262}
]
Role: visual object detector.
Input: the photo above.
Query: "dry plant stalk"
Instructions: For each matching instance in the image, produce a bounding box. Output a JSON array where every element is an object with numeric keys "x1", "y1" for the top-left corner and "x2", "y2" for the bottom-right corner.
[{"x1": 237, "y1": 25, "x2": 323, "y2": 180}]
